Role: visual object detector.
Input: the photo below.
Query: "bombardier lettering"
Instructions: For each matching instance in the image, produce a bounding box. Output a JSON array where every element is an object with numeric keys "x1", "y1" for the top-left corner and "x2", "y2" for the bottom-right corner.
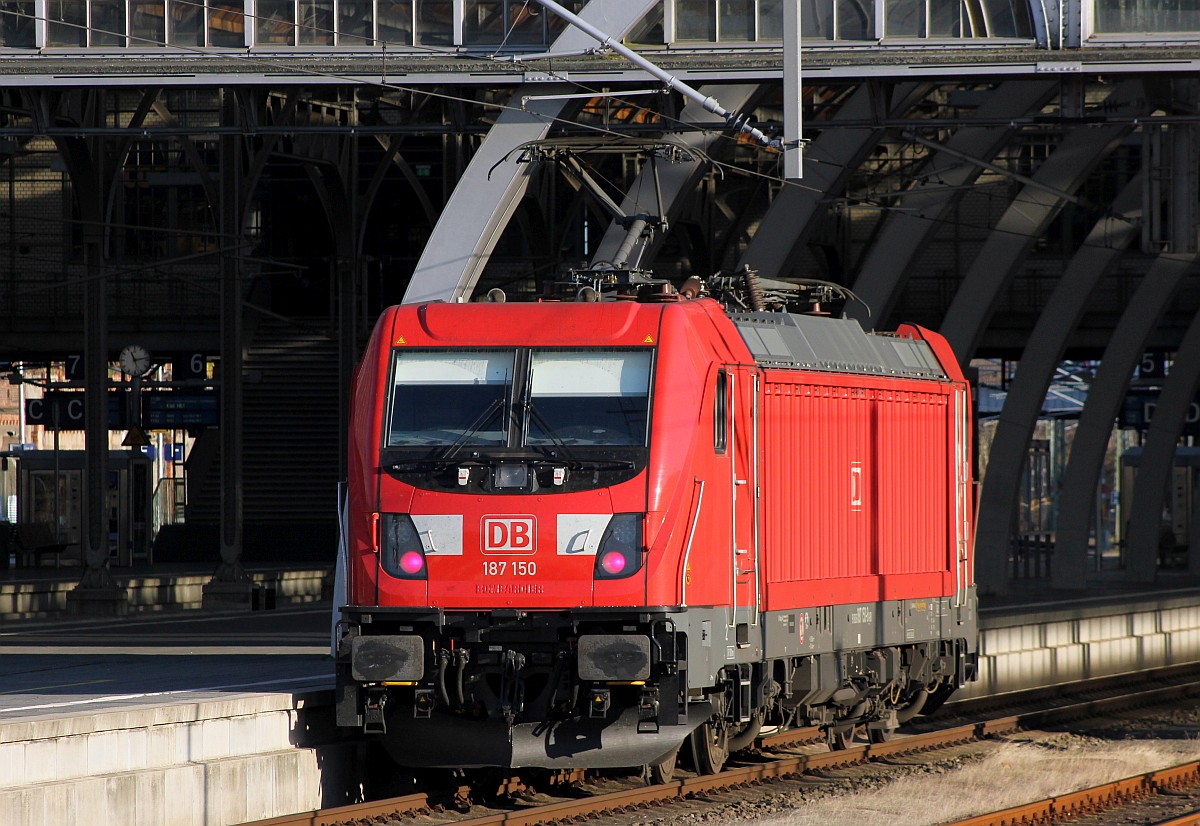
[{"x1": 475, "y1": 583, "x2": 546, "y2": 595}]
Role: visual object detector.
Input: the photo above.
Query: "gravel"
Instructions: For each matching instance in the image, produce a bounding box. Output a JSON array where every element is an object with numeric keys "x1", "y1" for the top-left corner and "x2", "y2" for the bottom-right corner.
[{"x1": 584, "y1": 701, "x2": 1200, "y2": 826}]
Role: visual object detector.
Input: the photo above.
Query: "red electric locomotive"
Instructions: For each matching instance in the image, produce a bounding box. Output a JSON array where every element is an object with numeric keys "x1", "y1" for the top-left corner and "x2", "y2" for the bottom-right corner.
[{"x1": 334, "y1": 274, "x2": 977, "y2": 777}]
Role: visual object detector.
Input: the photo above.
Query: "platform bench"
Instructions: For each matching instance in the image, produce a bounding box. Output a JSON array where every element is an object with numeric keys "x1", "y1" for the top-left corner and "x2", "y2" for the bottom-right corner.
[{"x1": 12, "y1": 522, "x2": 77, "y2": 567}]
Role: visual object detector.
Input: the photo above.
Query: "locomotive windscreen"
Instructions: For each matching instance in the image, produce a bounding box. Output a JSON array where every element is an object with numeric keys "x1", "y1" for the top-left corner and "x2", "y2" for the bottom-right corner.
[
  {"x1": 527, "y1": 351, "x2": 651, "y2": 447},
  {"x1": 387, "y1": 350, "x2": 513, "y2": 446},
  {"x1": 386, "y1": 348, "x2": 652, "y2": 449}
]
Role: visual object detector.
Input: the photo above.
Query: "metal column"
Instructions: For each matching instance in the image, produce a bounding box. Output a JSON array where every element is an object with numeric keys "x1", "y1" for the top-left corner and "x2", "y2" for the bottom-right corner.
[
  {"x1": 205, "y1": 91, "x2": 249, "y2": 604},
  {"x1": 403, "y1": 0, "x2": 657, "y2": 304},
  {"x1": 1124, "y1": 312, "x2": 1200, "y2": 581},
  {"x1": 57, "y1": 93, "x2": 128, "y2": 615},
  {"x1": 737, "y1": 83, "x2": 927, "y2": 280},
  {"x1": 973, "y1": 178, "x2": 1141, "y2": 594},
  {"x1": 589, "y1": 85, "x2": 760, "y2": 269},
  {"x1": 1054, "y1": 253, "x2": 1197, "y2": 586},
  {"x1": 938, "y1": 83, "x2": 1142, "y2": 362}
]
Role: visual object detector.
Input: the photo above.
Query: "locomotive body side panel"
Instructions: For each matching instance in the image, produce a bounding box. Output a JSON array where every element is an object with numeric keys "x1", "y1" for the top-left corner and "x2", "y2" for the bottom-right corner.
[
  {"x1": 638, "y1": 301, "x2": 760, "y2": 610},
  {"x1": 874, "y1": 387, "x2": 951, "y2": 579},
  {"x1": 758, "y1": 372, "x2": 960, "y2": 612},
  {"x1": 346, "y1": 306, "x2": 402, "y2": 608},
  {"x1": 742, "y1": 314, "x2": 971, "y2": 615}
]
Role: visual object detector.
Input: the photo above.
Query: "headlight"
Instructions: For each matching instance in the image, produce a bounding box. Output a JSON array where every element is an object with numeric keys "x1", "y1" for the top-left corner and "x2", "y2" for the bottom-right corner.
[
  {"x1": 577, "y1": 634, "x2": 651, "y2": 681},
  {"x1": 351, "y1": 634, "x2": 425, "y2": 681},
  {"x1": 593, "y1": 513, "x2": 644, "y2": 580},
  {"x1": 380, "y1": 513, "x2": 427, "y2": 580}
]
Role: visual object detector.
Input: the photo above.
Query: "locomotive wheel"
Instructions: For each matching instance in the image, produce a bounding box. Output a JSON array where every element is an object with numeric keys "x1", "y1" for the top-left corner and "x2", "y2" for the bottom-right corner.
[
  {"x1": 868, "y1": 726, "x2": 895, "y2": 744},
  {"x1": 690, "y1": 719, "x2": 730, "y2": 775},
  {"x1": 825, "y1": 725, "x2": 856, "y2": 750},
  {"x1": 647, "y1": 745, "x2": 679, "y2": 784}
]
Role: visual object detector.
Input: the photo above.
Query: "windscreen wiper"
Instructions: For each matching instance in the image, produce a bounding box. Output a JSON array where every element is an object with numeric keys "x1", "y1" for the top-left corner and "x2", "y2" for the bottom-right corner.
[
  {"x1": 439, "y1": 397, "x2": 506, "y2": 462},
  {"x1": 523, "y1": 404, "x2": 635, "y2": 469},
  {"x1": 525, "y1": 401, "x2": 577, "y2": 462}
]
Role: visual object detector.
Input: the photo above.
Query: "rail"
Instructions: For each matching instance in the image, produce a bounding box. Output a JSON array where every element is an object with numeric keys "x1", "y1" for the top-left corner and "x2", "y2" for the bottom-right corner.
[
  {"x1": 950, "y1": 760, "x2": 1200, "y2": 826},
  {"x1": 237, "y1": 668, "x2": 1200, "y2": 826}
]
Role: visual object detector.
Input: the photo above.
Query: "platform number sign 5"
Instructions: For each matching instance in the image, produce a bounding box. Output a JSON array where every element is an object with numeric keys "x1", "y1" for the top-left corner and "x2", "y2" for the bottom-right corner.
[{"x1": 1140, "y1": 351, "x2": 1169, "y2": 380}]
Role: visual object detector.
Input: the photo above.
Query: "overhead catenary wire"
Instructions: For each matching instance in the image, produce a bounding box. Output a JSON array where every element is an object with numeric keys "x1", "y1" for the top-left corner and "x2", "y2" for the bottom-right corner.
[
  {"x1": 0, "y1": 3, "x2": 787, "y2": 164},
  {"x1": 523, "y1": 0, "x2": 783, "y2": 150},
  {"x1": 0, "y1": 1, "x2": 1065, "y2": 203},
  {"x1": 0, "y1": 5, "x2": 1140, "y2": 246}
]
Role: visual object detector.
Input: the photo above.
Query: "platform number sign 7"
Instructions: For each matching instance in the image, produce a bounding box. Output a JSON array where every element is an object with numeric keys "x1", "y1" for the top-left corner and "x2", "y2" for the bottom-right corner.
[
  {"x1": 174, "y1": 353, "x2": 208, "y2": 381},
  {"x1": 65, "y1": 354, "x2": 83, "y2": 381}
]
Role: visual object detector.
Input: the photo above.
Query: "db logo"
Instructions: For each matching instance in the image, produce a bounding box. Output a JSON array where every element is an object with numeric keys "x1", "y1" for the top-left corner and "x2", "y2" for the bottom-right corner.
[{"x1": 481, "y1": 516, "x2": 537, "y2": 555}]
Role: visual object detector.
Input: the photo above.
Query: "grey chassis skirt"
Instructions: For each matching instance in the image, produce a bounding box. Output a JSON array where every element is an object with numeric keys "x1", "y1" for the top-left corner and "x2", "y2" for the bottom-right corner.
[{"x1": 381, "y1": 702, "x2": 712, "y2": 769}]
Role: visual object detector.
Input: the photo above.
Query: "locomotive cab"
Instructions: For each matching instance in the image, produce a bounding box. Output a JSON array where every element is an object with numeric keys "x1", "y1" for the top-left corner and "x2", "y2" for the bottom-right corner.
[{"x1": 336, "y1": 304, "x2": 709, "y2": 769}]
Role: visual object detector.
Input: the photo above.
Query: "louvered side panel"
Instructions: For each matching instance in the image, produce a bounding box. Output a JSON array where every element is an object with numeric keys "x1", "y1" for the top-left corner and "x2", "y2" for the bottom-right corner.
[
  {"x1": 762, "y1": 377, "x2": 873, "y2": 585},
  {"x1": 875, "y1": 388, "x2": 951, "y2": 576}
]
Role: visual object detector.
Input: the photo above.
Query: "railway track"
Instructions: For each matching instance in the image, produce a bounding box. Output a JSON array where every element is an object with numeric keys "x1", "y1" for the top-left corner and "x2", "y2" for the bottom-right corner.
[
  {"x1": 947, "y1": 759, "x2": 1200, "y2": 826},
  {"x1": 241, "y1": 670, "x2": 1200, "y2": 826}
]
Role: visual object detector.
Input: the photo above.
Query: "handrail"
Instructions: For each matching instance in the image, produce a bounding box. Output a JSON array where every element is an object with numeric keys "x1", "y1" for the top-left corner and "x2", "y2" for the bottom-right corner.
[
  {"x1": 680, "y1": 479, "x2": 705, "y2": 607},
  {"x1": 150, "y1": 476, "x2": 186, "y2": 541}
]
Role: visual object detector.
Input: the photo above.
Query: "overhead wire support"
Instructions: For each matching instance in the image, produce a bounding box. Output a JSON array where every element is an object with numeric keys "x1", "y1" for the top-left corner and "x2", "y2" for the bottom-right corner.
[
  {"x1": 520, "y1": 89, "x2": 662, "y2": 110},
  {"x1": 526, "y1": 0, "x2": 784, "y2": 150}
]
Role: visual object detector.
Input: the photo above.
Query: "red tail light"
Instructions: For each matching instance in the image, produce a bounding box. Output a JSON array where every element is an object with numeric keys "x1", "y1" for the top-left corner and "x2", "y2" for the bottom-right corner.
[
  {"x1": 593, "y1": 513, "x2": 643, "y2": 580},
  {"x1": 598, "y1": 549, "x2": 629, "y2": 576},
  {"x1": 398, "y1": 550, "x2": 426, "y2": 576},
  {"x1": 379, "y1": 513, "x2": 428, "y2": 580}
]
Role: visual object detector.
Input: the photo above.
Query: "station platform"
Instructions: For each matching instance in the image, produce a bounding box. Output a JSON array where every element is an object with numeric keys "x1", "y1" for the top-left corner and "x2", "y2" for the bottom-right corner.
[
  {"x1": 0, "y1": 562, "x2": 333, "y2": 621},
  {"x1": 980, "y1": 568, "x2": 1200, "y2": 619},
  {"x1": 0, "y1": 566, "x2": 345, "y2": 826},
  {"x1": 965, "y1": 571, "x2": 1200, "y2": 699},
  {"x1": 1, "y1": 564, "x2": 1199, "y2": 826}
]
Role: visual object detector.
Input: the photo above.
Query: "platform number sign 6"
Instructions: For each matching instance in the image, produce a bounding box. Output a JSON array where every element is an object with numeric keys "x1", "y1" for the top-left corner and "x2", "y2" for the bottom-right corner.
[{"x1": 174, "y1": 353, "x2": 208, "y2": 381}]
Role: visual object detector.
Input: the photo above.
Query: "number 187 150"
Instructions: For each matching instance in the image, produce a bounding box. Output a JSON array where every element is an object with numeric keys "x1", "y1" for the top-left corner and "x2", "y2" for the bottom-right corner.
[{"x1": 482, "y1": 560, "x2": 537, "y2": 576}]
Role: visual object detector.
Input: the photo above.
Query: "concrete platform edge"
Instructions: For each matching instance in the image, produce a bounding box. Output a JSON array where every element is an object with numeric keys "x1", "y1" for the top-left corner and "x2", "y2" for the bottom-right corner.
[{"x1": 0, "y1": 566, "x2": 333, "y2": 620}]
